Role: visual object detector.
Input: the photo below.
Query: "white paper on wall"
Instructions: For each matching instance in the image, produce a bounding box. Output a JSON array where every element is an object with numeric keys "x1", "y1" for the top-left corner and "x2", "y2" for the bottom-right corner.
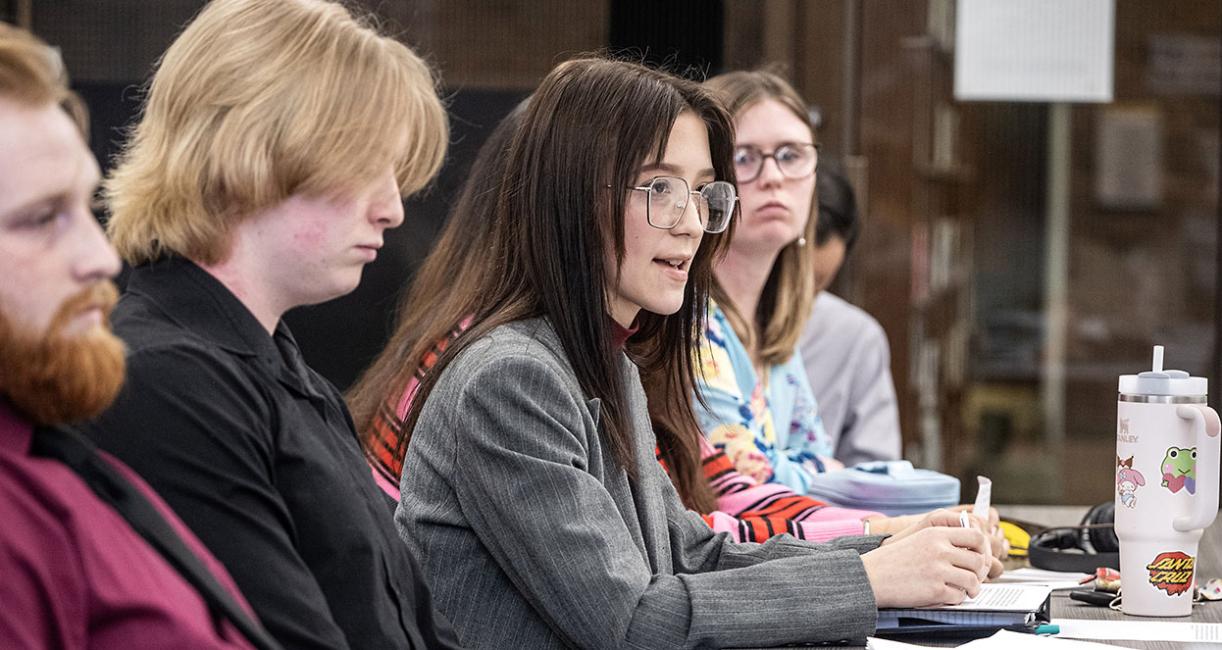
[{"x1": 955, "y1": 0, "x2": 1115, "y2": 103}]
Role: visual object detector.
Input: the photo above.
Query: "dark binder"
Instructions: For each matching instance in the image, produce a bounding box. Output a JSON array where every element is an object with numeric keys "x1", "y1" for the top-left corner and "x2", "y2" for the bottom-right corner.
[{"x1": 873, "y1": 585, "x2": 1053, "y2": 639}]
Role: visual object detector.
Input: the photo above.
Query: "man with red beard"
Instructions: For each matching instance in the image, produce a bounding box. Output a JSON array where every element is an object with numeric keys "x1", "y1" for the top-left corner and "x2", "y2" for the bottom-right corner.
[{"x1": 0, "y1": 23, "x2": 275, "y2": 649}]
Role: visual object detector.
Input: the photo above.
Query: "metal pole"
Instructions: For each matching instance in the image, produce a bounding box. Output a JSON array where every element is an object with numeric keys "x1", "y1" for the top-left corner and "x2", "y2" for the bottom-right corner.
[
  {"x1": 1042, "y1": 103, "x2": 1071, "y2": 498},
  {"x1": 840, "y1": 0, "x2": 861, "y2": 156}
]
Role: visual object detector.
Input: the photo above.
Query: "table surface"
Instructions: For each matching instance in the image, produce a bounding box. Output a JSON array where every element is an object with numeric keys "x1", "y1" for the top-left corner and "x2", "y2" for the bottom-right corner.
[
  {"x1": 992, "y1": 505, "x2": 1222, "y2": 650},
  {"x1": 740, "y1": 505, "x2": 1222, "y2": 649}
]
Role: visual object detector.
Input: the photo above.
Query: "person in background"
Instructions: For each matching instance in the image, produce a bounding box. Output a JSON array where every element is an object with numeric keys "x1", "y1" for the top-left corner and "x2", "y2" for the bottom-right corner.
[
  {"x1": 694, "y1": 69, "x2": 845, "y2": 494},
  {"x1": 78, "y1": 1, "x2": 461, "y2": 648},
  {"x1": 0, "y1": 22, "x2": 270, "y2": 649},
  {"x1": 392, "y1": 57, "x2": 997, "y2": 648},
  {"x1": 798, "y1": 163, "x2": 903, "y2": 465},
  {"x1": 351, "y1": 101, "x2": 971, "y2": 546},
  {"x1": 694, "y1": 71, "x2": 1008, "y2": 551}
]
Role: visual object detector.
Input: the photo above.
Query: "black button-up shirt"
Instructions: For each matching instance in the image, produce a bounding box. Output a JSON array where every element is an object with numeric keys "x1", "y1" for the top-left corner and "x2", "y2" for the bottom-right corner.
[{"x1": 82, "y1": 257, "x2": 462, "y2": 650}]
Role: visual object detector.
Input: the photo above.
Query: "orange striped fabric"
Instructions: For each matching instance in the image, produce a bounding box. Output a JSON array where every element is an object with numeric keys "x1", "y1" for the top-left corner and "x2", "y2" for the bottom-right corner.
[{"x1": 656, "y1": 445, "x2": 834, "y2": 542}]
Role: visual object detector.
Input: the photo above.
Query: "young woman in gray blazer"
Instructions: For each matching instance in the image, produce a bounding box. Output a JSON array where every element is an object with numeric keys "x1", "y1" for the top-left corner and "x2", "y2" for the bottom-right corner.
[{"x1": 389, "y1": 57, "x2": 997, "y2": 649}]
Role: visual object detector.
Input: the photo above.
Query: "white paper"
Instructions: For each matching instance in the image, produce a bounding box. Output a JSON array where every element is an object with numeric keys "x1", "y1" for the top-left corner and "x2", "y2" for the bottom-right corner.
[
  {"x1": 868, "y1": 629, "x2": 1117, "y2": 649},
  {"x1": 973, "y1": 475, "x2": 992, "y2": 520},
  {"x1": 955, "y1": 0, "x2": 1114, "y2": 102},
  {"x1": 993, "y1": 567, "x2": 1092, "y2": 590},
  {"x1": 965, "y1": 629, "x2": 1118, "y2": 649},
  {"x1": 1052, "y1": 618, "x2": 1222, "y2": 642},
  {"x1": 920, "y1": 583, "x2": 1053, "y2": 612},
  {"x1": 964, "y1": 629, "x2": 1115, "y2": 649}
]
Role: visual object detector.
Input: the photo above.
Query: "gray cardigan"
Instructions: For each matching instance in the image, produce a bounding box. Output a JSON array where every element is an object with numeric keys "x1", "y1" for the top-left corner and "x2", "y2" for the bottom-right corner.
[
  {"x1": 396, "y1": 318, "x2": 882, "y2": 649},
  {"x1": 799, "y1": 292, "x2": 902, "y2": 465}
]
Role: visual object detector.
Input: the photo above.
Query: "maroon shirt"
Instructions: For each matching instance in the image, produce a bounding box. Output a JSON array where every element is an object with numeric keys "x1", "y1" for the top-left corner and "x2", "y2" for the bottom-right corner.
[{"x1": 0, "y1": 399, "x2": 256, "y2": 649}]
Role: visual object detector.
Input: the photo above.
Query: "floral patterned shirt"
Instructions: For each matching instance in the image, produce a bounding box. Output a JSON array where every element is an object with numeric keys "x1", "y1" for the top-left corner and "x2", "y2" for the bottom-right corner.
[{"x1": 695, "y1": 302, "x2": 834, "y2": 494}]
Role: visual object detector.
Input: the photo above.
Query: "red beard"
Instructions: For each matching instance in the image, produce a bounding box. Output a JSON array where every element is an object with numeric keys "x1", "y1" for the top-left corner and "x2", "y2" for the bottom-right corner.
[{"x1": 0, "y1": 282, "x2": 126, "y2": 426}]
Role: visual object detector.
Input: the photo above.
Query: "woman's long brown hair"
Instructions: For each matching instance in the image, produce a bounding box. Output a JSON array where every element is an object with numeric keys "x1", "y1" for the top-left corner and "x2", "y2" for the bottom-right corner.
[
  {"x1": 347, "y1": 101, "x2": 525, "y2": 446},
  {"x1": 348, "y1": 57, "x2": 734, "y2": 509}
]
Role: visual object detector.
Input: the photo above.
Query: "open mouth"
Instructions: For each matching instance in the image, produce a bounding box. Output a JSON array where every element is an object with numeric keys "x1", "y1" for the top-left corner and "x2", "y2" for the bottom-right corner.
[{"x1": 654, "y1": 257, "x2": 690, "y2": 272}]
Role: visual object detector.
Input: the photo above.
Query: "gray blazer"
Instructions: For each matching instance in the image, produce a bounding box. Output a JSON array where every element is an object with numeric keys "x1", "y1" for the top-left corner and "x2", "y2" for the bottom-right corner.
[{"x1": 397, "y1": 318, "x2": 882, "y2": 649}]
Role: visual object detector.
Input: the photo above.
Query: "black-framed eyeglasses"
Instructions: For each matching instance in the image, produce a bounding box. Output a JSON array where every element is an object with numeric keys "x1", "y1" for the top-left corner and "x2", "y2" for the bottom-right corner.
[
  {"x1": 733, "y1": 143, "x2": 820, "y2": 183},
  {"x1": 628, "y1": 176, "x2": 737, "y2": 234}
]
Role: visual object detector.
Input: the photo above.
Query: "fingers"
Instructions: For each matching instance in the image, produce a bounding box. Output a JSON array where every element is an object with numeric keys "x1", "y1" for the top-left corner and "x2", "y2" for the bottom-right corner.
[
  {"x1": 962, "y1": 519, "x2": 999, "y2": 561},
  {"x1": 924, "y1": 509, "x2": 962, "y2": 528},
  {"x1": 951, "y1": 504, "x2": 1000, "y2": 529},
  {"x1": 924, "y1": 527, "x2": 992, "y2": 584},
  {"x1": 862, "y1": 532, "x2": 993, "y2": 609},
  {"x1": 944, "y1": 543, "x2": 991, "y2": 581},
  {"x1": 939, "y1": 526, "x2": 991, "y2": 557},
  {"x1": 991, "y1": 528, "x2": 1009, "y2": 560},
  {"x1": 987, "y1": 556, "x2": 1004, "y2": 580},
  {"x1": 938, "y1": 564, "x2": 982, "y2": 601},
  {"x1": 933, "y1": 564, "x2": 982, "y2": 603},
  {"x1": 997, "y1": 527, "x2": 1010, "y2": 551},
  {"x1": 937, "y1": 584, "x2": 972, "y2": 605}
]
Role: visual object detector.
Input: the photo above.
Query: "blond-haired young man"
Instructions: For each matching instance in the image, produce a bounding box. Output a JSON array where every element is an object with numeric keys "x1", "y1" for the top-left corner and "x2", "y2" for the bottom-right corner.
[{"x1": 79, "y1": 1, "x2": 459, "y2": 648}]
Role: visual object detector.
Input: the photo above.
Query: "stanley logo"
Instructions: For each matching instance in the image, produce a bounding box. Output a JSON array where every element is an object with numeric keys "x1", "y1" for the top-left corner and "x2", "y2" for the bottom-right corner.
[{"x1": 1147, "y1": 552, "x2": 1195, "y2": 596}]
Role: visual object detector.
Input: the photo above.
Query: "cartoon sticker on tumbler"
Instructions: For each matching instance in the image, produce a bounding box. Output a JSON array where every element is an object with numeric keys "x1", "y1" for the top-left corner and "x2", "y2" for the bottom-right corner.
[
  {"x1": 1161, "y1": 447, "x2": 1197, "y2": 495},
  {"x1": 1147, "y1": 551, "x2": 1195, "y2": 596},
  {"x1": 1116, "y1": 458, "x2": 1145, "y2": 509}
]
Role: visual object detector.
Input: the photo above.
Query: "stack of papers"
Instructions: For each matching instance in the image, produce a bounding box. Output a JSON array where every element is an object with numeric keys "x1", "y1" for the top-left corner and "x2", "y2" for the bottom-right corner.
[
  {"x1": 877, "y1": 584, "x2": 1053, "y2": 632},
  {"x1": 1052, "y1": 619, "x2": 1222, "y2": 643},
  {"x1": 992, "y1": 568, "x2": 1092, "y2": 590}
]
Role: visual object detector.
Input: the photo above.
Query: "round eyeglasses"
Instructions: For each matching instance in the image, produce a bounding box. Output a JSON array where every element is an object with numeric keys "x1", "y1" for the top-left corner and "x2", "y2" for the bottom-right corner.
[
  {"x1": 733, "y1": 143, "x2": 819, "y2": 183},
  {"x1": 628, "y1": 176, "x2": 737, "y2": 234}
]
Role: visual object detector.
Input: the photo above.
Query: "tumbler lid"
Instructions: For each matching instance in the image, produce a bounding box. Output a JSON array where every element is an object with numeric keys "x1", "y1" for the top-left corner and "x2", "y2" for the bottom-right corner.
[{"x1": 1119, "y1": 345, "x2": 1208, "y2": 396}]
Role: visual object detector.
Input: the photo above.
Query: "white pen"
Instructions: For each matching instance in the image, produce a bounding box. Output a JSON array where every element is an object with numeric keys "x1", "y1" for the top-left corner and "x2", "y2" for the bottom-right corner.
[{"x1": 959, "y1": 510, "x2": 971, "y2": 528}]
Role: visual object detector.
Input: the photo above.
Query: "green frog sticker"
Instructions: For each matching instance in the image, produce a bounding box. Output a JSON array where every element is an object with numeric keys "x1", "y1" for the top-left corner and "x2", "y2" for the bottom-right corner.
[{"x1": 1161, "y1": 447, "x2": 1197, "y2": 495}]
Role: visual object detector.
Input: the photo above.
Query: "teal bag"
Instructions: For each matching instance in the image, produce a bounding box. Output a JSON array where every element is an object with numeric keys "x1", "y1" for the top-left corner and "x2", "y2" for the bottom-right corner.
[{"x1": 804, "y1": 461, "x2": 961, "y2": 515}]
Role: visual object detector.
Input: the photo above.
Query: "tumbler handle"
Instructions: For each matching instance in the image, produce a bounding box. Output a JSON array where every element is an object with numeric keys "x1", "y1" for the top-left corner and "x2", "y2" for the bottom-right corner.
[{"x1": 1173, "y1": 404, "x2": 1222, "y2": 532}]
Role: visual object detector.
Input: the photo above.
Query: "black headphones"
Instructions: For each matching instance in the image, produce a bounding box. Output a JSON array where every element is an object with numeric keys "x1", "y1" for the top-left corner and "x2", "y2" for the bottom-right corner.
[{"x1": 1027, "y1": 502, "x2": 1119, "y2": 573}]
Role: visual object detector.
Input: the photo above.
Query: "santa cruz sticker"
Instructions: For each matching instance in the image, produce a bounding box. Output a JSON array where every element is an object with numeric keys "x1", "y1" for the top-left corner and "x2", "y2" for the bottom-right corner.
[{"x1": 1147, "y1": 551, "x2": 1195, "y2": 596}]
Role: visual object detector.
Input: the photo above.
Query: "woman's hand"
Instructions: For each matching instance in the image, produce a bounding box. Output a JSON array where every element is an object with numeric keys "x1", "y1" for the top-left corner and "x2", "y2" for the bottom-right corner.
[
  {"x1": 862, "y1": 526, "x2": 993, "y2": 608},
  {"x1": 947, "y1": 505, "x2": 1010, "y2": 563},
  {"x1": 876, "y1": 509, "x2": 1003, "y2": 579}
]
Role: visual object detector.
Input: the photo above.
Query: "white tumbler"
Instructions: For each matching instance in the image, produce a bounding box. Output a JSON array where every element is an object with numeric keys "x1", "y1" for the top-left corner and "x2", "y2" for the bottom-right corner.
[{"x1": 1115, "y1": 345, "x2": 1221, "y2": 617}]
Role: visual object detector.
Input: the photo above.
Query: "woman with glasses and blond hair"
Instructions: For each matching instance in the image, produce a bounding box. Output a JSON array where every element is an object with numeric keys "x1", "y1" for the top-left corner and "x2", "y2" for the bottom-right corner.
[
  {"x1": 390, "y1": 57, "x2": 998, "y2": 648},
  {"x1": 693, "y1": 71, "x2": 1010, "y2": 551},
  {"x1": 694, "y1": 70, "x2": 843, "y2": 495}
]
